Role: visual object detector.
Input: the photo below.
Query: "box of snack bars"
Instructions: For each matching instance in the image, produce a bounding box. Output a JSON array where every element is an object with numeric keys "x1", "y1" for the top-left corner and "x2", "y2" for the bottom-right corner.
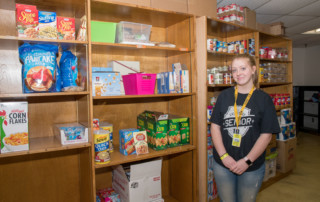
[
  {"x1": 0, "y1": 102, "x2": 29, "y2": 153},
  {"x1": 57, "y1": 16, "x2": 75, "y2": 40},
  {"x1": 119, "y1": 128, "x2": 139, "y2": 155},
  {"x1": 16, "y1": 4, "x2": 39, "y2": 38}
]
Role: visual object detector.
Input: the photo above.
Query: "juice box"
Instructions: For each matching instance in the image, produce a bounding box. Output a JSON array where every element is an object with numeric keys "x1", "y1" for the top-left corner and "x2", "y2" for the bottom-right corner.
[
  {"x1": 57, "y1": 16, "x2": 75, "y2": 40},
  {"x1": 0, "y1": 102, "x2": 29, "y2": 153}
]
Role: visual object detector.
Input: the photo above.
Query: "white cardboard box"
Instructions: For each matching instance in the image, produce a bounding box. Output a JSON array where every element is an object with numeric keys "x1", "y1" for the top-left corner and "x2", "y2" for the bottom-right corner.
[
  {"x1": 107, "y1": 60, "x2": 140, "y2": 94},
  {"x1": 54, "y1": 123, "x2": 88, "y2": 145},
  {"x1": 112, "y1": 158, "x2": 162, "y2": 202}
]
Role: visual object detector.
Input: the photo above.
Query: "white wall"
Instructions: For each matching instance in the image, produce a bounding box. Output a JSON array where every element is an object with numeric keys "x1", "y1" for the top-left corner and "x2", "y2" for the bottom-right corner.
[{"x1": 293, "y1": 46, "x2": 320, "y2": 86}]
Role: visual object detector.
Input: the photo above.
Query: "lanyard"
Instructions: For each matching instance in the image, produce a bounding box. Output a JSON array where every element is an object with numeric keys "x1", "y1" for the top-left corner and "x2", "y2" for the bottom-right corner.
[{"x1": 234, "y1": 86, "x2": 255, "y2": 129}]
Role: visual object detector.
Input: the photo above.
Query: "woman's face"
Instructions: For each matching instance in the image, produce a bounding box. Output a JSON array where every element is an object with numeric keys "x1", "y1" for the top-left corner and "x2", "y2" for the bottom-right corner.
[{"x1": 231, "y1": 58, "x2": 256, "y2": 87}]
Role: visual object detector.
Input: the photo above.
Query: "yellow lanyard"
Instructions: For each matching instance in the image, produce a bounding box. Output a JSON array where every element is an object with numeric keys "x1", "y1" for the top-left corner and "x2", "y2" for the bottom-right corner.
[{"x1": 234, "y1": 86, "x2": 255, "y2": 129}]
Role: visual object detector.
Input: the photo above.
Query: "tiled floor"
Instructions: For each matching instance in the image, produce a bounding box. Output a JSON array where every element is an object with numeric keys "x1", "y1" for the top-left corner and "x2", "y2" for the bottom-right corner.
[{"x1": 257, "y1": 132, "x2": 320, "y2": 202}]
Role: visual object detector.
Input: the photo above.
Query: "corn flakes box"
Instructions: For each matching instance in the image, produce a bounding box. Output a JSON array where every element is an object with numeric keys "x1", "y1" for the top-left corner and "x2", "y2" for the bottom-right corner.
[
  {"x1": 180, "y1": 117, "x2": 190, "y2": 145},
  {"x1": 57, "y1": 16, "x2": 75, "y2": 40},
  {"x1": 0, "y1": 102, "x2": 29, "y2": 153},
  {"x1": 146, "y1": 114, "x2": 168, "y2": 151}
]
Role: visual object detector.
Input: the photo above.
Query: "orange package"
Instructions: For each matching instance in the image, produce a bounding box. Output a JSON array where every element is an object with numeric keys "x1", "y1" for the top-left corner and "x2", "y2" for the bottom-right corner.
[
  {"x1": 57, "y1": 16, "x2": 75, "y2": 40},
  {"x1": 16, "y1": 4, "x2": 39, "y2": 38}
]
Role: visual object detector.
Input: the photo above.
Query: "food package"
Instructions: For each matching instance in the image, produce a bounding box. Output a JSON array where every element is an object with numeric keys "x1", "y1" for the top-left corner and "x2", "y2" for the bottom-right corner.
[
  {"x1": 57, "y1": 16, "x2": 75, "y2": 40},
  {"x1": 38, "y1": 11, "x2": 57, "y2": 39},
  {"x1": 16, "y1": 4, "x2": 39, "y2": 38}
]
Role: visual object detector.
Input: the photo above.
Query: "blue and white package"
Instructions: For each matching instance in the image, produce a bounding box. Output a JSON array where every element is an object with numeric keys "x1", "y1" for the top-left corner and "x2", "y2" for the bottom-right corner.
[
  {"x1": 19, "y1": 43, "x2": 60, "y2": 93},
  {"x1": 38, "y1": 11, "x2": 57, "y2": 39},
  {"x1": 60, "y1": 51, "x2": 80, "y2": 91}
]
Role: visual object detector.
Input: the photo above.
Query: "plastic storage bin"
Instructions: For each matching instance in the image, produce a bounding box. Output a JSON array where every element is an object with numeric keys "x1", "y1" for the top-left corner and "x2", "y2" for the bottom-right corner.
[
  {"x1": 116, "y1": 21, "x2": 152, "y2": 44},
  {"x1": 122, "y1": 73, "x2": 156, "y2": 95}
]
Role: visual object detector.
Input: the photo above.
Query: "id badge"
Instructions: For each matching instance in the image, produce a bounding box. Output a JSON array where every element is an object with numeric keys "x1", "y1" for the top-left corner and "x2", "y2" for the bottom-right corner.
[{"x1": 232, "y1": 134, "x2": 241, "y2": 147}]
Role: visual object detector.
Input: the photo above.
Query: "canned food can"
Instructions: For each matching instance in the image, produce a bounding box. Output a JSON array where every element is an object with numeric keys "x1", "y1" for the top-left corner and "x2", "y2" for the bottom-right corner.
[{"x1": 94, "y1": 129, "x2": 110, "y2": 164}]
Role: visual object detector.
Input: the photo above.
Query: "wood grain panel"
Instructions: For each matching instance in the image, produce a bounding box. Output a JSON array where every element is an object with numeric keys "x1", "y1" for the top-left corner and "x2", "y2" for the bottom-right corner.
[
  {"x1": 0, "y1": 150, "x2": 82, "y2": 202},
  {"x1": 95, "y1": 167, "x2": 113, "y2": 190},
  {"x1": 167, "y1": 18, "x2": 191, "y2": 49}
]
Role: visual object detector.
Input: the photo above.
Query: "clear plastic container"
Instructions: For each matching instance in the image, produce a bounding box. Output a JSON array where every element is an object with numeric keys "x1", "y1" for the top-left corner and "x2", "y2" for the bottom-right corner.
[{"x1": 116, "y1": 21, "x2": 152, "y2": 44}]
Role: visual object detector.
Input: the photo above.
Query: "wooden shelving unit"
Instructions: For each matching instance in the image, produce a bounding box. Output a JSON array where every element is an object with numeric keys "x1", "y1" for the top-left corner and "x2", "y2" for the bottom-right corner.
[{"x1": 196, "y1": 16, "x2": 293, "y2": 202}]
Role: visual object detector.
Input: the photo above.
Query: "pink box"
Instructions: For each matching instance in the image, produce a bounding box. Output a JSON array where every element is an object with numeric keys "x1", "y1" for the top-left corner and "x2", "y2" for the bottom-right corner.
[{"x1": 122, "y1": 73, "x2": 156, "y2": 95}]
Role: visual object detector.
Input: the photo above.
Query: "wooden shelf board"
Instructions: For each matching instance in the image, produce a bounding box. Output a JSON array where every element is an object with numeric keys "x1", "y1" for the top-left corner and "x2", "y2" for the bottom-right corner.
[
  {"x1": 260, "y1": 171, "x2": 292, "y2": 191},
  {"x1": 0, "y1": 91, "x2": 89, "y2": 98},
  {"x1": 0, "y1": 35, "x2": 88, "y2": 45},
  {"x1": 162, "y1": 195, "x2": 180, "y2": 202},
  {"x1": 209, "y1": 197, "x2": 219, "y2": 202},
  {"x1": 93, "y1": 93, "x2": 195, "y2": 100},
  {"x1": 207, "y1": 51, "x2": 237, "y2": 57},
  {"x1": 95, "y1": 144, "x2": 196, "y2": 168},
  {"x1": 259, "y1": 82, "x2": 292, "y2": 86},
  {"x1": 260, "y1": 58, "x2": 292, "y2": 63},
  {"x1": 208, "y1": 84, "x2": 233, "y2": 87},
  {"x1": 0, "y1": 136, "x2": 91, "y2": 158}
]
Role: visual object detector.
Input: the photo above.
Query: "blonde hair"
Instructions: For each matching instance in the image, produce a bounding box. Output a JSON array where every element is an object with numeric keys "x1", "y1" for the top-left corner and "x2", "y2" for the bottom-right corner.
[{"x1": 231, "y1": 54, "x2": 258, "y2": 87}]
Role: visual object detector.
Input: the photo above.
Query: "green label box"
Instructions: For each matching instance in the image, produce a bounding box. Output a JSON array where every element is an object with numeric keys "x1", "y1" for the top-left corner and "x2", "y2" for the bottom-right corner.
[{"x1": 146, "y1": 115, "x2": 168, "y2": 151}]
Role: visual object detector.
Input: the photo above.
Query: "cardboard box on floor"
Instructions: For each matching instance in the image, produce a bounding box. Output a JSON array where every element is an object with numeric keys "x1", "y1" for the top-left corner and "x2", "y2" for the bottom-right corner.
[
  {"x1": 276, "y1": 137, "x2": 297, "y2": 173},
  {"x1": 112, "y1": 158, "x2": 162, "y2": 202}
]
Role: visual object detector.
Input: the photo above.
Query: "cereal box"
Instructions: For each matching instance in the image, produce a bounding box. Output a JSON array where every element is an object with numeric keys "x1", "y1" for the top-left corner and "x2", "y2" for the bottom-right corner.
[
  {"x1": 119, "y1": 128, "x2": 139, "y2": 155},
  {"x1": 0, "y1": 102, "x2": 29, "y2": 153},
  {"x1": 38, "y1": 11, "x2": 57, "y2": 39},
  {"x1": 57, "y1": 16, "x2": 75, "y2": 40},
  {"x1": 133, "y1": 130, "x2": 149, "y2": 155},
  {"x1": 92, "y1": 70, "x2": 121, "y2": 96},
  {"x1": 16, "y1": 4, "x2": 39, "y2": 38}
]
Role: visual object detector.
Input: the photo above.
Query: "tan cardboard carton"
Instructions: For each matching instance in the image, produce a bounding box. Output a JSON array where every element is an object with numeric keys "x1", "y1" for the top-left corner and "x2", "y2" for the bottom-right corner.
[
  {"x1": 276, "y1": 138, "x2": 297, "y2": 173},
  {"x1": 244, "y1": 7, "x2": 256, "y2": 29},
  {"x1": 269, "y1": 22, "x2": 285, "y2": 36}
]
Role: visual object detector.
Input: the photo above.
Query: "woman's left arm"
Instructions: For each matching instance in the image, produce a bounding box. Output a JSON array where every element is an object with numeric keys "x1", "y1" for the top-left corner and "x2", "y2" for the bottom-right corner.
[{"x1": 230, "y1": 133, "x2": 272, "y2": 174}]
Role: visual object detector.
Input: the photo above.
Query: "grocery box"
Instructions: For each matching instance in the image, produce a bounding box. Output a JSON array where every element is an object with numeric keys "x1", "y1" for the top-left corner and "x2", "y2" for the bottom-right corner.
[
  {"x1": 180, "y1": 70, "x2": 189, "y2": 93},
  {"x1": 91, "y1": 21, "x2": 117, "y2": 43},
  {"x1": 38, "y1": 11, "x2": 57, "y2": 39},
  {"x1": 16, "y1": 4, "x2": 38, "y2": 38},
  {"x1": 269, "y1": 21, "x2": 285, "y2": 36},
  {"x1": 116, "y1": 21, "x2": 152, "y2": 44},
  {"x1": 167, "y1": 115, "x2": 182, "y2": 147},
  {"x1": 123, "y1": 73, "x2": 156, "y2": 95},
  {"x1": 244, "y1": 7, "x2": 256, "y2": 29},
  {"x1": 112, "y1": 158, "x2": 162, "y2": 202},
  {"x1": 92, "y1": 70, "x2": 121, "y2": 96},
  {"x1": 157, "y1": 72, "x2": 175, "y2": 94},
  {"x1": 100, "y1": 121, "x2": 114, "y2": 152},
  {"x1": 137, "y1": 113, "x2": 147, "y2": 131},
  {"x1": 57, "y1": 16, "x2": 75, "y2": 40},
  {"x1": 277, "y1": 124, "x2": 289, "y2": 141},
  {"x1": 276, "y1": 138, "x2": 297, "y2": 173},
  {"x1": 54, "y1": 122, "x2": 88, "y2": 145},
  {"x1": 119, "y1": 128, "x2": 139, "y2": 155},
  {"x1": 180, "y1": 117, "x2": 190, "y2": 145},
  {"x1": 146, "y1": 113, "x2": 168, "y2": 150},
  {"x1": 0, "y1": 102, "x2": 29, "y2": 153}
]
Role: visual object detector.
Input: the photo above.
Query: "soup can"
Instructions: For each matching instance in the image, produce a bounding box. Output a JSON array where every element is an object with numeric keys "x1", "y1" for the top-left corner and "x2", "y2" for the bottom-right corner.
[{"x1": 94, "y1": 129, "x2": 110, "y2": 164}]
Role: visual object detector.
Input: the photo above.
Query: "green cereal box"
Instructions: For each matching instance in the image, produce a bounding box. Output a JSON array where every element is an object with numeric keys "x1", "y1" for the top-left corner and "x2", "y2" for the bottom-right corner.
[
  {"x1": 168, "y1": 115, "x2": 182, "y2": 148},
  {"x1": 179, "y1": 117, "x2": 190, "y2": 145},
  {"x1": 146, "y1": 113, "x2": 168, "y2": 150}
]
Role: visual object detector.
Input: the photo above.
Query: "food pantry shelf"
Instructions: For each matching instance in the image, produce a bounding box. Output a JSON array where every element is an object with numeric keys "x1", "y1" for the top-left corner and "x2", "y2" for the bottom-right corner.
[
  {"x1": 93, "y1": 93, "x2": 195, "y2": 100},
  {"x1": 95, "y1": 144, "x2": 196, "y2": 169},
  {"x1": 0, "y1": 91, "x2": 90, "y2": 98},
  {"x1": 0, "y1": 136, "x2": 91, "y2": 158}
]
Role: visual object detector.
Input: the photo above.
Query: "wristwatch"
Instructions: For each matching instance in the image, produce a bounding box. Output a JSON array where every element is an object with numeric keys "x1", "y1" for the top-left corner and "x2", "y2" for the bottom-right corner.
[{"x1": 244, "y1": 156, "x2": 253, "y2": 166}]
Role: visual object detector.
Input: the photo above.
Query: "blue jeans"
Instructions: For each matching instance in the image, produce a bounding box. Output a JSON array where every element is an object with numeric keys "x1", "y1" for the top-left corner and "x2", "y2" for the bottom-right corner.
[{"x1": 212, "y1": 159, "x2": 265, "y2": 202}]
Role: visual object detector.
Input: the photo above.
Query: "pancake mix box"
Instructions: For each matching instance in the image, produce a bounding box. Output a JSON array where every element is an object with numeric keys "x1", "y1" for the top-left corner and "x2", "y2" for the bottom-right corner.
[{"x1": 0, "y1": 102, "x2": 29, "y2": 153}]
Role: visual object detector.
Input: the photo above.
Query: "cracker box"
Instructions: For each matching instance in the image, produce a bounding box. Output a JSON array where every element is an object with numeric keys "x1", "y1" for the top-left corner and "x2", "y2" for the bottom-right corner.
[
  {"x1": 16, "y1": 4, "x2": 39, "y2": 38},
  {"x1": 92, "y1": 70, "x2": 121, "y2": 96},
  {"x1": 180, "y1": 117, "x2": 190, "y2": 145},
  {"x1": 112, "y1": 158, "x2": 162, "y2": 202},
  {"x1": 38, "y1": 11, "x2": 57, "y2": 39},
  {"x1": 119, "y1": 128, "x2": 139, "y2": 155},
  {"x1": 167, "y1": 115, "x2": 182, "y2": 148},
  {"x1": 57, "y1": 16, "x2": 75, "y2": 40},
  {"x1": 137, "y1": 113, "x2": 147, "y2": 131},
  {"x1": 0, "y1": 102, "x2": 29, "y2": 153},
  {"x1": 133, "y1": 130, "x2": 149, "y2": 155},
  {"x1": 146, "y1": 113, "x2": 168, "y2": 150}
]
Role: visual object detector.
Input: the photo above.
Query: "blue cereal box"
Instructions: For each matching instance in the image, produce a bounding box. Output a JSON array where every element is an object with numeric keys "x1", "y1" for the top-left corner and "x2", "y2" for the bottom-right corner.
[
  {"x1": 119, "y1": 128, "x2": 139, "y2": 155},
  {"x1": 92, "y1": 69, "x2": 121, "y2": 96}
]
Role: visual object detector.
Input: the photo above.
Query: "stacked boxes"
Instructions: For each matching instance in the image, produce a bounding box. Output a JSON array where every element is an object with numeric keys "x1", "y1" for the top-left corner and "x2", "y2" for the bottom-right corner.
[{"x1": 146, "y1": 112, "x2": 168, "y2": 151}]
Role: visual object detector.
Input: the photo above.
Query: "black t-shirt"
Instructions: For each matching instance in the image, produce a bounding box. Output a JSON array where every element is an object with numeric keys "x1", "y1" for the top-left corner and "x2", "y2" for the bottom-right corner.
[{"x1": 209, "y1": 87, "x2": 280, "y2": 171}]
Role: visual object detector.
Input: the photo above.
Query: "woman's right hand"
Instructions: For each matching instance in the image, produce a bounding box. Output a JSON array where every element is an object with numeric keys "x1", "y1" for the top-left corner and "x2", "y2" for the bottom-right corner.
[{"x1": 221, "y1": 155, "x2": 237, "y2": 169}]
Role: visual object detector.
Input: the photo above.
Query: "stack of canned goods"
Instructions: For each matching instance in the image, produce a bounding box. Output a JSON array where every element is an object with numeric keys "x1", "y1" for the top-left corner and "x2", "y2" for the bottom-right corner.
[
  {"x1": 207, "y1": 66, "x2": 233, "y2": 85},
  {"x1": 207, "y1": 38, "x2": 255, "y2": 56},
  {"x1": 217, "y1": 3, "x2": 244, "y2": 25},
  {"x1": 259, "y1": 63, "x2": 287, "y2": 83},
  {"x1": 269, "y1": 93, "x2": 291, "y2": 110},
  {"x1": 259, "y1": 47, "x2": 288, "y2": 60}
]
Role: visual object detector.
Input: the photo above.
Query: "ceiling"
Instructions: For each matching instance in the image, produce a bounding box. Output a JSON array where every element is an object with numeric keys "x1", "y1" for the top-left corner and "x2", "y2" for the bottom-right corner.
[{"x1": 217, "y1": 0, "x2": 320, "y2": 48}]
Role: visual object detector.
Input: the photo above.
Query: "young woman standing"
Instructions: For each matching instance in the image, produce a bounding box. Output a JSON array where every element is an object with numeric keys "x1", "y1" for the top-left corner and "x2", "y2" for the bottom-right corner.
[{"x1": 209, "y1": 54, "x2": 280, "y2": 202}]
